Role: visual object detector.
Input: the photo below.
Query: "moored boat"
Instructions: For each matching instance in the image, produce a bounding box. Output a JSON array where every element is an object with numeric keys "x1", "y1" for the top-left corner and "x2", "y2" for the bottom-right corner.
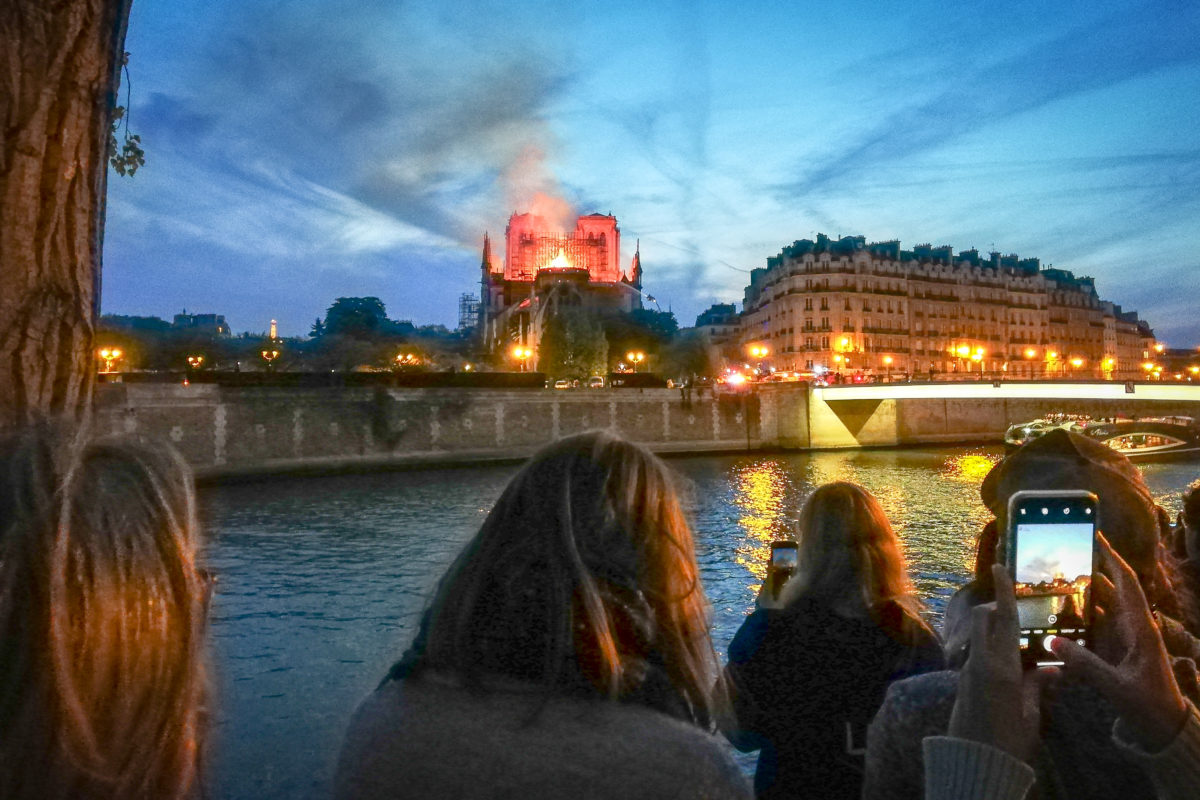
[{"x1": 1004, "y1": 415, "x2": 1200, "y2": 461}]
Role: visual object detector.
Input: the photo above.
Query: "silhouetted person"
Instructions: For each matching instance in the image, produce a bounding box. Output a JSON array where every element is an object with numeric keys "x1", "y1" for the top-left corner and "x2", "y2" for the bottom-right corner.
[
  {"x1": 723, "y1": 482, "x2": 944, "y2": 800},
  {"x1": 335, "y1": 431, "x2": 750, "y2": 799}
]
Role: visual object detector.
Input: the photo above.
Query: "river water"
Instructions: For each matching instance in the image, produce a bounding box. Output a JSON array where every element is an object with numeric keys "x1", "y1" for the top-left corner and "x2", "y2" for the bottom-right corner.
[{"x1": 201, "y1": 446, "x2": 1198, "y2": 799}]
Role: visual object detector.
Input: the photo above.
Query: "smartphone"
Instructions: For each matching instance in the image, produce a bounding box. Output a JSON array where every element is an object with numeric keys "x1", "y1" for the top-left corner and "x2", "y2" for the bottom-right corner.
[
  {"x1": 769, "y1": 541, "x2": 799, "y2": 572},
  {"x1": 766, "y1": 541, "x2": 799, "y2": 601},
  {"x1": 1005, "y1": 490, "x2": 1097, "y2": 667}
]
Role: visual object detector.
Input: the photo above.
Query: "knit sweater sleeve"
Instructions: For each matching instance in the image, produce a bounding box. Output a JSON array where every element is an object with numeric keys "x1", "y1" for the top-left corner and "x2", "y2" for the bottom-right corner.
[
  {"x1": 864, "y1": 672, "x2": 957, "y2": 800},
  {"x1": 922, "y1": 737, "x2": 1035, "y2": 800},
  {"x1": 1110, "y1": 699, "x2": 1200, "y2": 800}
]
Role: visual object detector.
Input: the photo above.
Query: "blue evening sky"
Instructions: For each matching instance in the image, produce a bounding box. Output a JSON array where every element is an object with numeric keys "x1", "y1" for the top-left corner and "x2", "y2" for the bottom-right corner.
[{"x1": 102, "y1": 0, "x2": 1200, "y2": 341}]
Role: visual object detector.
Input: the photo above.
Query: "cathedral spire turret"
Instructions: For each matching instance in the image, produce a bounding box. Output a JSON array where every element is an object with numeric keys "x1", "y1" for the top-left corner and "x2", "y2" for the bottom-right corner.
[
  {"x1": 481, "y1": 231, "x2": 494, "y2": 273},
  {"x1": 628, "y1": 239, "x2": 642, "y2": 289}
]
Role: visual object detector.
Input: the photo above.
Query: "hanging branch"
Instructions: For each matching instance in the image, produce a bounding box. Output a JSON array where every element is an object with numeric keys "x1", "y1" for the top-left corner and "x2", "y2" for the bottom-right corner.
[{"x1": 108, "y1": 51, "x2": 145, "y2": 176}]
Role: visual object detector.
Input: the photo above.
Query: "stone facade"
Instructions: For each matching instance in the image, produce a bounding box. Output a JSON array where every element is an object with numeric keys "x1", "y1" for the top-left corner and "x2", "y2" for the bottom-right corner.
[
  {"x1": 94, "y1": 382, "x2": 1200, "y2": 480},
  {"x1": 741, "y1": 235, "x2": 1158, "y2": 381}
]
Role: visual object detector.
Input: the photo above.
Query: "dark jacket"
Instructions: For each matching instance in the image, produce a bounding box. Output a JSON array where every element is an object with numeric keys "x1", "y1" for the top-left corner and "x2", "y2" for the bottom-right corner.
[
  {"x1": 720, "y1": 599, "x2": 945, "y2": 800},
  {"x1": 724, "y1": 598, "x2": 945, "y2": 800}
]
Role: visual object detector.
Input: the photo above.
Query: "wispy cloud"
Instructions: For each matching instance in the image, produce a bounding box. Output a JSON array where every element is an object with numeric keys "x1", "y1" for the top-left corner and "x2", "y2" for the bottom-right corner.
[{"x1": 778, "y1": 3, "x2": 1200, "y2": 198}]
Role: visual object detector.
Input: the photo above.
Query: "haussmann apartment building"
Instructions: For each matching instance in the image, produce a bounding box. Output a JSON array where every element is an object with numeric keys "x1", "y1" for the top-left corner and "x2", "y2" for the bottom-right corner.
[{"x1": 739, "y1": 234, "x2": 1157, "y2": 381}]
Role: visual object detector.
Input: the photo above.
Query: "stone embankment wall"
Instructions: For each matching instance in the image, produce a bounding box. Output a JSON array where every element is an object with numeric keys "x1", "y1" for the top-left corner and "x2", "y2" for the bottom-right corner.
[
  {"x1": 94, "y1": 382, "x2": 1200, "y2": 479},
  {"x1": 94, "y1": 384, "x2": 760, "y2": 479}
]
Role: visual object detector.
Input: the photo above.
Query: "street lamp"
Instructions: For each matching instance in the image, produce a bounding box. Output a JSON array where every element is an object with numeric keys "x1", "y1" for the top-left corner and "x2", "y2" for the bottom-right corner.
[
  {"x1": 395, "y1": 352, "x2": 419, "y2": 369},
  {"x1": 261, "y1": 349, "x2": 280, "y2": 370},
  {"x1": 187, "y1": 354, "x2": 204, "y2": 370},
  {"x1": 511, "y1": 346, "x2": 533, "y2": 371},
  {"x1": 882, "y1": 355, "x2": 893, "y2": 382},
  {"x1": 98, "y1": 347, "x2": 123, "y2": 373},
  {"x1": 626, "y1": 351, "x2": 645, "y2": 372}
]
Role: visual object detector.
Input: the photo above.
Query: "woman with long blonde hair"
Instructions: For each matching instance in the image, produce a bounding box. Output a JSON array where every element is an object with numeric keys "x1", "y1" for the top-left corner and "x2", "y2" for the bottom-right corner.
[
  {"x1": 724, "y1": 481, "x2": 943, "y2": 800},
  {"x1": 0, "y1": 422, "x2": 210, "y2": 800},
  {"x1": 335, "y1": 430, "x2": 749, "y2": 799}
]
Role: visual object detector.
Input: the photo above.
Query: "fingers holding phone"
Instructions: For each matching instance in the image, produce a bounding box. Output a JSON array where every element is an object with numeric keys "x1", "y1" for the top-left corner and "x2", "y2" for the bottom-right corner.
[
  {"x1": 1050, "y1": 533, "x2": 1189, "y2": 752},
  {"x1": 949, "y1": 564, "x2": 1045, "y2": 764}
]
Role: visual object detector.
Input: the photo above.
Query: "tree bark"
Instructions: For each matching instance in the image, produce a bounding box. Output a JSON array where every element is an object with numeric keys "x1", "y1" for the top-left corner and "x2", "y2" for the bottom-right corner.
[{"x1": 0, "y1": 0, "x2": 133, "y2": 428}]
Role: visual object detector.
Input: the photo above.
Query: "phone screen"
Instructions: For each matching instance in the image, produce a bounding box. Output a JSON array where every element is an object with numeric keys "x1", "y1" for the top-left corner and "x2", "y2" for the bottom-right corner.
[
  {"x1": 1008, "y1": 492, "x2": 1096, "y2": 666},
  {"x1": 770, "y1": 544, "x2": 798, "y2": 570}
]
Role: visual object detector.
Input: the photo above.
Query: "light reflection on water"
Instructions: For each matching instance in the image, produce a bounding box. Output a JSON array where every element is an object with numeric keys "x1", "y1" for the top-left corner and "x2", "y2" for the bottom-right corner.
[{"x1": 201, "y1": 446, "x2": 1199, "y2": 799}]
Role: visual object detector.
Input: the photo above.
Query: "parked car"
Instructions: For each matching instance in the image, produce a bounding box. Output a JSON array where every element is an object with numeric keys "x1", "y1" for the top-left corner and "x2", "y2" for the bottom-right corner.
[
  {"x1": 587, "y1": 376, "x2": 605, "y2": 388},
  {"x1": 553, "y1": 379, "x2": 572, "y2": 389}
]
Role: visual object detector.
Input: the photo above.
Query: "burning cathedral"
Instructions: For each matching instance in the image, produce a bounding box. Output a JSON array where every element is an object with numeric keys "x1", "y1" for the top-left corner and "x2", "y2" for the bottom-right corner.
[{"x1": 478, "y1": 211, "x2": 644, "y2": 356}]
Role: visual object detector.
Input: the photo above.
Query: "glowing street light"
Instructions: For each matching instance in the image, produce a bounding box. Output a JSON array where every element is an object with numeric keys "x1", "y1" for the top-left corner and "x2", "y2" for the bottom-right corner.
[
  {"x1": 511, "y1": 346, "x2": 533, "y2": 371},
  {"x1": 956, "y1": 345, "x2": 971, "y2": 357},
  {"x1": 1069, "y1": 357, "x2": 1084, "y2": 368},
  {"x1": 395, "y1": 352, "x2": 420, "y2": 368},
  {"x1": 98, "y1": 347, "x2": 123, "y2": 373},
  {"x1": 839, "y1": 337, "x2": 850, "y2": 350},
  {"x1": 749, "y1": 345, "x2": 769, "y2": 359},
  {"x1": 1024, "y1": 348, "x2": 1037, "y2": 359},
  {"x1": 186, "y1": 354, "x2": 204, "y2": 370},
  {"x1": 1154, "y1": 343, "x2": 1165, "y2": 354},
  {"x1": 261, "y1": 349, "x2": 280, "y2": 370},
  {"x1": 626, "y1": 351, "x2": 645, "y2": 372}
]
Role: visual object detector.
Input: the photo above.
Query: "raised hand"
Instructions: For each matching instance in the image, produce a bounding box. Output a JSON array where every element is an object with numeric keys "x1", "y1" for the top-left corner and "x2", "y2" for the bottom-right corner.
[
  {"x1": 948, "y1": 563, "x2": 1044, "y2": 763},
  {"x1": 1050, "y1": 532, "x2": 1189, "y2": 752}
]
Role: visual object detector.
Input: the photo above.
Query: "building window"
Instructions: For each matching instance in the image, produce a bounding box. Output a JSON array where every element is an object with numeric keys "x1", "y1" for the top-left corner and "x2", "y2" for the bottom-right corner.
[
  {"x1": 805, "y1": 359, "x2": 814, "y2": 369},
  {"x1": 804, "y1": 298, "x2": 813, "y2": 310},
  {"x1": 820, "y1": 299, "x2": 829, "y2": 311},
  {"x1": 821, "y1": 336, "x2": 829, "y2": 349},
  {"x1": 845, "y1": 299, "x2": 852, "y2": 311}
]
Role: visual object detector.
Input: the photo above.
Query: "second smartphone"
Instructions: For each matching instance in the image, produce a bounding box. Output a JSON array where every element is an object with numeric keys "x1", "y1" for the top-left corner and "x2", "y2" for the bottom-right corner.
[{"x1": 1005, "y1": 489, "x2": 1098, "y2": 667}]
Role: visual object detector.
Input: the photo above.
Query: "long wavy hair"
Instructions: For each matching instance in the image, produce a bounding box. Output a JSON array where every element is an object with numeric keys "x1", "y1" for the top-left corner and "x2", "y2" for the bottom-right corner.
[
  {"x1": 400, "y1": 430, "x2": 721, "y2": 728},
  {"x1": 779, "y1": 481, "x2": 932, "y2": 637},
  {"x1": 0, "y1": 422, "x2": 209, "y2": 800}
]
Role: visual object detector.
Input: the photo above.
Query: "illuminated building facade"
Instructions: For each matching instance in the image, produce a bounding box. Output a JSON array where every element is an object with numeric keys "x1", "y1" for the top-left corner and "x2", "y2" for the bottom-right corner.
[
  {"x1": 740, "y1": 234, "x2": 1158, "y2": 380},
  {"x1": 479, "y1": 212, "x2": 643, "y2": 362}
]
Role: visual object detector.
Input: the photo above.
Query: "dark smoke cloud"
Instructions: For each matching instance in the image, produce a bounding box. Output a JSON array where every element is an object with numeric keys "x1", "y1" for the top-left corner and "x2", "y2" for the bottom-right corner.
[{"x1": 145, "y1": 0, "x2": 577, "y2": 247}]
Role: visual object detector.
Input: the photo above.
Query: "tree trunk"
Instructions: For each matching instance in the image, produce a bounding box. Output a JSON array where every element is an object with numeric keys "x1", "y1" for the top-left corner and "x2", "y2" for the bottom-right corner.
[{"x1": 0, "y1": 0, "x2": 133, "y2": 428}]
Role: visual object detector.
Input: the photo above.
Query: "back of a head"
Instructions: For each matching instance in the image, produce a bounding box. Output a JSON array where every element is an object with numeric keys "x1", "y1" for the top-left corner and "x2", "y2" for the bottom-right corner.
[
  {"x1": 981, "y1": 429, "x2": 1159, "y2": 578},
  {"x1": 417, "y1": 430, "x2": 719, "y2": 726},
  {"x1": 980, "y1": 429, "x2": 1200, "y2": 632},
  {"x1": 1183, "y1": 483, "x2": 1200, "y2": 532},
  {"x1": 0, "y1": 422, "x2": 208, "y2": 800},
  {"x1": 782, "y1": 481, "x2": 925, "y2": 627}
]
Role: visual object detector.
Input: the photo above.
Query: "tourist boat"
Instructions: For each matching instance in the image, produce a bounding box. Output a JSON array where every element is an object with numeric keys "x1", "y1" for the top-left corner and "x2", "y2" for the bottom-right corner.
[{"x1": 1004, "y1": 415, "x2": 1200, "y2": 461}]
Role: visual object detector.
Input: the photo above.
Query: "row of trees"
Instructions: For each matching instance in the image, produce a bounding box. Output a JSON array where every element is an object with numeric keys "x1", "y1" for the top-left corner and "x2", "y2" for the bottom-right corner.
[{"x1": 96, "y1": 297, "x2": 723, "y2": 381}]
